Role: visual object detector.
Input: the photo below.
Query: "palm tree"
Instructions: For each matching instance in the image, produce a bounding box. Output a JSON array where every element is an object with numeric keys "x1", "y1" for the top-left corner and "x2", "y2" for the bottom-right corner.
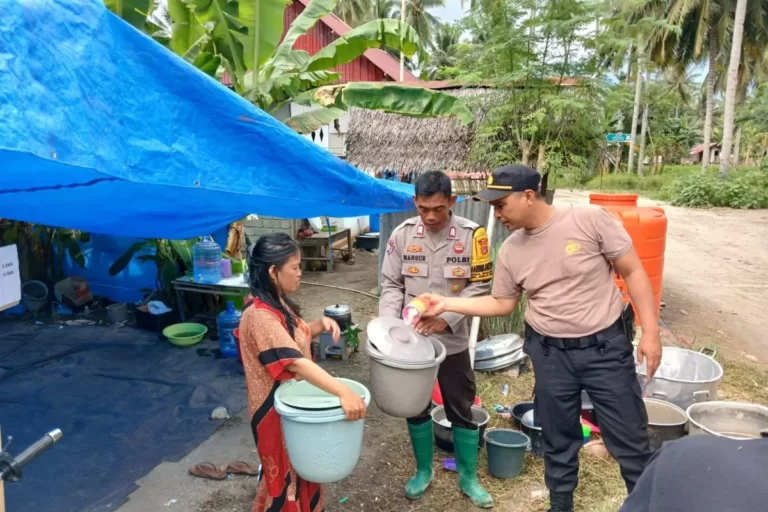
[
  {"x1": 719, "y1": 0, "x2": 750, "y2": 176},
  {"x1": 427, "y1": 23, "x2": 461, "y2": 78},
  {"x1": 395, "y1": 0, "x2": 445, "y2": 52},
  {"x1": 371, "y1": 0, "x2": 396, "y2": 18},
  {"x1": 335, "y1": 0, "x2": 374, "y2": 26}
]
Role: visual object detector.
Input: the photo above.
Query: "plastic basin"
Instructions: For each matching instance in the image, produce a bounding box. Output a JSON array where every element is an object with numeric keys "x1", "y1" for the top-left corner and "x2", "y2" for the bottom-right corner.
[
  {"x1": 162, "y1": 323, "x2": 208, "y2": 347},
  {"x1": 367, "y1": 338, "x2": 446, "y2": 418},
  {"x1": 21, "y1": 280, "x2": 49, "y2": 313},
  {"x1": 484, "y1": 429, "x2": 529, "y2": 479},
  {"x1": 431, "y1": 405, "x2": 490, "y2": 453},
  {"x1": 275, "y1": 378, "x2": 371, "y2": 484}
]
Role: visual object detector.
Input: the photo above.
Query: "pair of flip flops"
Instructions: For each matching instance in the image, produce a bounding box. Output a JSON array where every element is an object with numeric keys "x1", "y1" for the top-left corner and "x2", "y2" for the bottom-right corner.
[{"x1": 189, "y1": 461, "x2": 260, "y2": 480}]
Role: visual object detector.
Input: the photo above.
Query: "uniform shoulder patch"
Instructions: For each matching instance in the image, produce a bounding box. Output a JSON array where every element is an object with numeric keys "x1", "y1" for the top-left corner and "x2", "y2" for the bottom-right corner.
[
  {"x1": 386, "y1": 238, "x2": 396, "y2": 255},
  {"x1": 469, "y1": 226, "x2": 493, "y2": 283}
]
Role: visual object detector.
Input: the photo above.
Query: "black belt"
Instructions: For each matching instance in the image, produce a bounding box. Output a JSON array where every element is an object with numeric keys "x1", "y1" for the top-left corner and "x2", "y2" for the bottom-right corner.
[{"x1": 525, "y1": 317, "x2": 624, "y2": 350}]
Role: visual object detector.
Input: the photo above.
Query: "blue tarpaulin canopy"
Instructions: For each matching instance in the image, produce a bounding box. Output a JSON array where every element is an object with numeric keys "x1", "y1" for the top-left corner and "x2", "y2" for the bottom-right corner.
[{"x1": 0, "y1": 0, "x2": 416, "y2": 239}]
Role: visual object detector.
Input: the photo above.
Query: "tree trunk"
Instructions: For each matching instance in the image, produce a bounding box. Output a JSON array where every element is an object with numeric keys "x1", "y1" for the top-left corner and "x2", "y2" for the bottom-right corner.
[
  {"x1": 626, "y1": 44, "x2": 633, "y2": 84},
  {"x1": 745, "y1": 146, "x2": 751, "y2": 166},
  {"x1": 536, "y1": 144, "x2": 546, "y2": 171},
  {"x1": 733, "y1": 127, "x2": 742, "y2": 167},
  {"x1": 702, "y1": 31, "x2": 717, "y2": 172},
  {"x1": 627, "y1": 57, "x2": 643, "y2": 174},
  {"x1": 638, "y1": 100, "x2": 649, "y2": 176},
  {"x1": 521, "y1": 141, "x2": 531, "y2": 166},
  {"x1": 719, "y1": 0, "x2": 748, "y2": 178}
]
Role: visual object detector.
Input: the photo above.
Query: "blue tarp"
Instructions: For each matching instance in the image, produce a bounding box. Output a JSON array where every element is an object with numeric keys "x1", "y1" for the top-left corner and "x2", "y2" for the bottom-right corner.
[
  {"x1": 0, "y1": 323, "x2": 247, "y2": 512},
  {"x1": 0, "y1": 0, "x2": 415, "y2": 239}
]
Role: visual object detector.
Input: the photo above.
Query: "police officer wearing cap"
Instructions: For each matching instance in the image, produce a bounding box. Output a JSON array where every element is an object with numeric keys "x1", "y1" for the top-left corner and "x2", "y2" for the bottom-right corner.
[
  {"x1": 379, "y1": 171, "x2": 494, "y2": 509},
  {"x1": 416, "y1": 165, "x2": 662, "y2": 512}
]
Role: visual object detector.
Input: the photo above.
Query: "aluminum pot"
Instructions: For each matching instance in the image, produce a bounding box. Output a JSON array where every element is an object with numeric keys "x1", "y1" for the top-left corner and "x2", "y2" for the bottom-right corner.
[
  {"x1": 686, "y1": 401, "x2": 768, "y2": 440},
  {"x1": 644, "y1": 398, "x2": 687, "y2": 452},
  {"x1": 367, "y1": 337, "x2": 446, "y2": 418},
  {"x1": 636, "y1": 347, "x2": 723, "y2": 410},
  {"x1": 431, "y1": 405, "x2": 490, "y2": 452},
  {"x1": 323, "y1": 304, "x2": 352, "y2": 331}
]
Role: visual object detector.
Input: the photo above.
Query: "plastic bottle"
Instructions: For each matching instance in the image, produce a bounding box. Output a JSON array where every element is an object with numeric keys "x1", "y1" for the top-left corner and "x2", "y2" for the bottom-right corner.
[
  {"x1": 193, "y1": 236, "x2": 222, "y2": 284},
  {"x1": 218, "y1": 301, "x2": 242, "y2": 358},
  {"x1": 402, "y1": 298, "x2": 427, "y2": 327}
]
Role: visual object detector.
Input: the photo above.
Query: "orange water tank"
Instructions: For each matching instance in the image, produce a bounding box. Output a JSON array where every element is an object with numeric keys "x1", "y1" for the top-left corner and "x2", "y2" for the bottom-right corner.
[{"x1": 589, "y1": 194, "x2": 667, "y2": 325}]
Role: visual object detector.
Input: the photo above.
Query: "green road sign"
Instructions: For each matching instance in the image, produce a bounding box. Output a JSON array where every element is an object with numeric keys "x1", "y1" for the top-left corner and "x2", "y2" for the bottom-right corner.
[{"x1": 606, "y1": 133, "x2": 631, "y2": 143}]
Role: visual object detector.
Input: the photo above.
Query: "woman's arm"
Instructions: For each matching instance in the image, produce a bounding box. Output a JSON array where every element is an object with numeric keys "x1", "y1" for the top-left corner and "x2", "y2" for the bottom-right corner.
[
  {"x1": 286, "y1": 359, "x2": 366, "y2": 420},
  {"x1": 307, "y1": 317, "x2": 341, "y2": 340}
]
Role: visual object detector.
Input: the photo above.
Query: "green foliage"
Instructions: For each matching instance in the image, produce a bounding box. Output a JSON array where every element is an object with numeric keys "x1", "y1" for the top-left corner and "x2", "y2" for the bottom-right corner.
[{"x1": 664, "y1": 169, "x2": 768, "y2": 209}]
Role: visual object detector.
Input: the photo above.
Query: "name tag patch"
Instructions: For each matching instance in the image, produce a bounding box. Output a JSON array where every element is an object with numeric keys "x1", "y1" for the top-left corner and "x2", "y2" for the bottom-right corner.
[{"x1": 404, "y1": 254, "x2": 427, "y2": 262}]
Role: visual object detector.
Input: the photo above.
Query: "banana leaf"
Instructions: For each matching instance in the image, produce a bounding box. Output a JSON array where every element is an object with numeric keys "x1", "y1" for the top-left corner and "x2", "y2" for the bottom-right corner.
[
  {"x1": 265, "y1": 0, "x2": 338, "y2": 77},
  {"x1": 305, "y1": 19, "x2": 419, "y2": 72},
  {"x1": 183, "y1": 0, "x2": 247, "y2": 90},
  {"x1": 233, "y1": 0, "x2": 287, "y2": 74},
  {"x1": 104, "y1": 0, "x2": 152, "y2": 29},
  {"x1": 284, "y1": 107, "x2": 347, "y2": 134},
  {"x1": 168, "y1": 0, "x2": 207, "y2": 56},
  {"x1": 109, "y1": 241, "x2": 149, "y2": 276}
]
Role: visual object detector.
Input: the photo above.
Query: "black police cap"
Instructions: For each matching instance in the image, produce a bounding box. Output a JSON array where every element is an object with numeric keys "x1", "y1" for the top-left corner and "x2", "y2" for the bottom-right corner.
[{"x1": 473, "y1": 164, "x2": 542, "y2": 202}]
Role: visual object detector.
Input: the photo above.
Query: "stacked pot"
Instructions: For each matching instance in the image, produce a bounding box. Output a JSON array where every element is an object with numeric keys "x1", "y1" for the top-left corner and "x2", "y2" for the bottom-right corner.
[
  {"x1": 473, "y1": 333, "x2": 526, "y2": 372},
  {"x1": 366, "y1": 317, "x2": 447, "y2": 418}
]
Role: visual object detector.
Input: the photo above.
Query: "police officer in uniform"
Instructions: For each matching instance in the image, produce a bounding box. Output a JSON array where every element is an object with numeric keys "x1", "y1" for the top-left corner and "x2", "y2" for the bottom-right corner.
[
  {"x1": 416, "y1": 165, "x2": 662, "y2": 512},
  {"x1": 379, "y1": 171, "x2": 494, "y2": 509}
]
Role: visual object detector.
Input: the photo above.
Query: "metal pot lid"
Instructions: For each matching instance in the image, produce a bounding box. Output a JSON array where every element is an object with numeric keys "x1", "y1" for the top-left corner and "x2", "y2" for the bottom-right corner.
[
  {"x1": 521, "y1": 409, "x2": 540, "y2": 430},
  {"x1": 474, "y1": 349, "x2": 526, "y2": 372},
  {"x1": 324, "y1": 304, "x2": 352, "y2": 316},
  {"x1": 366, "y1": 317, "x2": 435, "y2": 362},
  {"x1": 475, "y1": 334, "x2": 523, "y2": 362}
]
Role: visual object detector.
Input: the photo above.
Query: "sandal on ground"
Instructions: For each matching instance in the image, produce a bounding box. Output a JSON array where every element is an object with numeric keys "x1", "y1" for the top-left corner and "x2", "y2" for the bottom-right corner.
[
  {"x1": 189, "y1": 462, "x2": 227, "y2": 480},
  {"x1": 225, "y1": 461, "x2": 260, "y2": 475}
]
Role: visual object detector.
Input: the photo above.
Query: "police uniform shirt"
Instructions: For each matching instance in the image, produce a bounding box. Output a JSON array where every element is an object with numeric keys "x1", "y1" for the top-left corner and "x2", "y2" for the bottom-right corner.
[
  {"x1": 492, "y1": 204, "x2": 633, "y2": 338},
  {"x1": 379, "y1": 214, "x2": 493, "y2": 355}
]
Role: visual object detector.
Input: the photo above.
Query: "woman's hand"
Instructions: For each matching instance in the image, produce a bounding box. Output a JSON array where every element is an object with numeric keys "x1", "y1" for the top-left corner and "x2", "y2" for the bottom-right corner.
[
  {"x1": 415, "y1": 293, "x2": 447, "y2": 317},
  {"x1": 339, "y1": 388, "x2": 367, "y2": 421},
  {"x1": 321, "y1": 316, "x2": 341, "y2": 342}
]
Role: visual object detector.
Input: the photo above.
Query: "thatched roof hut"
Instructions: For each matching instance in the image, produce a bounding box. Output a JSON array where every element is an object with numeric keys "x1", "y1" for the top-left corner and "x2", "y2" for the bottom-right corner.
[{"x1": 346, "y1": 86, "x2": 502, "y2": 180}]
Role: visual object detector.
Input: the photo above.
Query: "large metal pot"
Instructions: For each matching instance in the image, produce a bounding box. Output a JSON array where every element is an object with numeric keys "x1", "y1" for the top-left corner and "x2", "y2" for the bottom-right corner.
[
  {"x1": 686, "y1": 401, "x2": 768, "y2": 440},
  {"x1": 431, "y1": 405, "x2": 490, "y2": 452},
  {"x1": 323, "y1": 304, "x2": 352, "y2": 331},
  {"x1": 636, "y1": 347, "x2": 723, "y2": 410},
  {"x1": 644, "y1": 398, "x2": 687, "y2": 451}
]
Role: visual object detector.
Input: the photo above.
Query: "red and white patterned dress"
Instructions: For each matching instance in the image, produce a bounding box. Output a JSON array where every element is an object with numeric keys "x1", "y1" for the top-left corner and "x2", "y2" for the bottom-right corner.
[{"x1": 239, "y1": 298, "x2": 324, "y2": 512}]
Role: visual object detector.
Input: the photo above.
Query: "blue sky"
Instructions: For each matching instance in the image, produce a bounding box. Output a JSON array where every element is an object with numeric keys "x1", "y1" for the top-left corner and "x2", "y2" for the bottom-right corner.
[{"x1": 431, "y1": 3, "x2": 467, "y2": 24}]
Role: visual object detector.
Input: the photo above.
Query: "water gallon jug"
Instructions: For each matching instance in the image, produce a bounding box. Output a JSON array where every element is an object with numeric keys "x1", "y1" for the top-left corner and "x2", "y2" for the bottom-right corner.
[
  {"x1": 193, "y1": 236, "x2": 222, "y2": 284},
  {"x1": 589, "y1": 194, "x2": 668, "y2": 326},
  {"x1": 218, "y1": 301, "x2": 242, "y2": 358}
]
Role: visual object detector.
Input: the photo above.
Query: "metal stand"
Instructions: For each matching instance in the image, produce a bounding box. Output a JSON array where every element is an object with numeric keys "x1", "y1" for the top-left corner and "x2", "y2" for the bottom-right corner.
[{"x1": 0, "y1": 427, "x2": 63, "y2": 511}]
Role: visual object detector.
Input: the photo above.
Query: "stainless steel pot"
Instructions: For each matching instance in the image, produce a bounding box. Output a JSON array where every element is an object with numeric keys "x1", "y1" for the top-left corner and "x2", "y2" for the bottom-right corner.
[
  {"x1": 686, "y1": 401, "x2": 768, "y2": 440},
  {"x1": 431, "y1": 405, "x2": 490, "y2": 452},
  {"x1": 323, "y1": 304, "x2": 352, "y2": 331},
  {"x1": 636, "y1": 347, "x2": 723, "y2": 410},
  {"x1": 644, "y1": 398, "x2": 687, "y2": 451}
]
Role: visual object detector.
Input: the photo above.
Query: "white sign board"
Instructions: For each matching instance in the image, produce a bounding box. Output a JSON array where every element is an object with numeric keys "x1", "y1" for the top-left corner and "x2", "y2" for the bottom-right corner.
[{"x1": 0, "y1": 244, "x2": 21, "y2": 312}]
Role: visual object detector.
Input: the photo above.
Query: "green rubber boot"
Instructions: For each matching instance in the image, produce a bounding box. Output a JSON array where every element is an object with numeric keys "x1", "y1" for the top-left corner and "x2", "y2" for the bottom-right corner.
[
  {"x1": 453, "y1": 426, "x2": 494, "y2": 509},
  {"x1": 404, "y1": 421, "x2": 435, "y2": 500}
]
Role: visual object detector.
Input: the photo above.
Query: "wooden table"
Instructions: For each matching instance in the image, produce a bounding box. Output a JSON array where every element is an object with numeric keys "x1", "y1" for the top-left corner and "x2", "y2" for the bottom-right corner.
[
  {"x1": 173, "y1": 275, "x2": 250, "y2": 321},
  {"x1": 297, "y1": 229, "x2": 352, "y2": 273}
]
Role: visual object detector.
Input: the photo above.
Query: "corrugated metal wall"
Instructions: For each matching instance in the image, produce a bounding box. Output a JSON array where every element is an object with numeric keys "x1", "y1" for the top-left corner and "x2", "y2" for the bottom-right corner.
[
  {"x1": 377, "y1": 200, "x2": 509, "y2": 286},
  {"x1": 283, "y1": 2, "x2": 387, "y2": 84}
]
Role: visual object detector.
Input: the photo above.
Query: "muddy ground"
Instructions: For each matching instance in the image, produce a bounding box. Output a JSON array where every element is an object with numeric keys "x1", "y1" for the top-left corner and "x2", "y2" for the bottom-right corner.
[{"x1": 118, "y1": 192, "x2": 768, "y2": 512}]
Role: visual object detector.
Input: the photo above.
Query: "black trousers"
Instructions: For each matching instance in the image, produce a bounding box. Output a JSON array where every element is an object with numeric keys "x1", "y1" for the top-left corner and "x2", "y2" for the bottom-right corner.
[
  {"x1": 525, "y1": 321, "x2": 652, "y2": 494},
  {"x1": 407, "y1": 349, "x2": 477, "y2": 430}
]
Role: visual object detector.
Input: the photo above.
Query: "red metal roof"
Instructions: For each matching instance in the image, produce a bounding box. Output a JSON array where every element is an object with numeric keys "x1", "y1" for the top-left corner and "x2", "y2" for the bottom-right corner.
[{"x1": 690, "y1": 142, "x2": 720, "y2": 155}]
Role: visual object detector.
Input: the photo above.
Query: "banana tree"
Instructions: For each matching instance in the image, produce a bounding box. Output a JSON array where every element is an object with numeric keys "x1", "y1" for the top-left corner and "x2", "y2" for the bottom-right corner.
[{"x1": 105, "y1": 0, "x2": 473, "y2": 134}]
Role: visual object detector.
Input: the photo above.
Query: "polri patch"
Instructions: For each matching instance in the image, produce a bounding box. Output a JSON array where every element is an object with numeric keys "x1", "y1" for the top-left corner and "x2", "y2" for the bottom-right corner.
[
  {"x1": 453, "y1": 241, "x2": 465, "y2": 254},
  {"x1": 386, "y1": 238, "x2": 395, "y2": 255},
  {"x1": 408, "y1": 267, "x2": 420, "y2": 275},
  {"x1": 452, "y1": 267, "x2": 466, "y2": 277},
  {"x1": 407, "y1": 245, "x2": 423, "y2": 253}
]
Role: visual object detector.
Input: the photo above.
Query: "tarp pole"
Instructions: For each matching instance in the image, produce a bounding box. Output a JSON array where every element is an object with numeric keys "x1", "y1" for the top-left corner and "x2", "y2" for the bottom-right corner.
[
  {"x1": 1, "y1": 426, "x2": 5, "y2": 512},
  {"x1": 468, "y1": 206, "x2": 496, "y2": 368}
]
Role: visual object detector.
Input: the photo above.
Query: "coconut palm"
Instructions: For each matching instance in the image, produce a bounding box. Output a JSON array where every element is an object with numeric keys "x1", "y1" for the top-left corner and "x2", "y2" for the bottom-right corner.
[
  {"x1": 395, "y1": 0, "x2": 445, "y2": 52},
  {"x1": 719, "y1": 0, "x2": 749, "y2": 176},
  {"x1": 334, "y1": 0, "x2": 374, "y2": 27},
  {"x1": 427, "y1": 23, "x2": 461, "y2": 77}
]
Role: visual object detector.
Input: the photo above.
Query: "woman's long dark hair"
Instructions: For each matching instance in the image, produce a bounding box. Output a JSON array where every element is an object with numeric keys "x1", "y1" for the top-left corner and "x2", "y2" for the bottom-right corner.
[{"x1": 248, "y1": 233, "x2": 302, "y2": 339}]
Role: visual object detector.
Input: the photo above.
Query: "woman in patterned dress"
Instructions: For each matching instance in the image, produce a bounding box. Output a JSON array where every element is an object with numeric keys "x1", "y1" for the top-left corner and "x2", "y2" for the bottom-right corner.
[{"x1": 239, "y1": 233, "x2": 367, "y2": 512}]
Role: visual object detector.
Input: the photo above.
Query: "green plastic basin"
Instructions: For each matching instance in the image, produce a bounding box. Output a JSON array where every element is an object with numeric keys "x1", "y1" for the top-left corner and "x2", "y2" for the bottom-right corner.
[{"x1": 163, "y1": 323, "x2": 208, "y2": 347}]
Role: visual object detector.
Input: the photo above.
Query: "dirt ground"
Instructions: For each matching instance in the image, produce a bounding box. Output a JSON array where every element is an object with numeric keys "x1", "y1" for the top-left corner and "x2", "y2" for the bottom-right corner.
[{"x1": 118, "y1": 192, "x2": 768, "y2": 512}]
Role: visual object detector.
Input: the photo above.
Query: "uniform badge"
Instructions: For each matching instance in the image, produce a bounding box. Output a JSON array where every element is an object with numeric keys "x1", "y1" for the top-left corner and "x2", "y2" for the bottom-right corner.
[
  {"x1": 408, "y1": 267, "x2": 419, "y2": 275},
  {"x1": 565, "y1": 241, "x2": 581, "y2": 255},
  {"x1": 448, "y1": 226, "x2": 457, "y2": 239},
  {"x1": 452, "y1": 267, "x2": 466, "y2": 277},
  {"x1": 453, "y1": 241, "x2": 465, "y2": 254},
  {"x1": 407, "y1": 245, "x2": 423, "y2": 253},
  {"x1": 386, "y1": 238, "x2": 395, "y2": 255},
  {"x1": 416, "y1": 225, "x2": 425, "y2": 237},
  {"x1": 451, "y1": 283, "x2": 462, "y2": 294}
]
